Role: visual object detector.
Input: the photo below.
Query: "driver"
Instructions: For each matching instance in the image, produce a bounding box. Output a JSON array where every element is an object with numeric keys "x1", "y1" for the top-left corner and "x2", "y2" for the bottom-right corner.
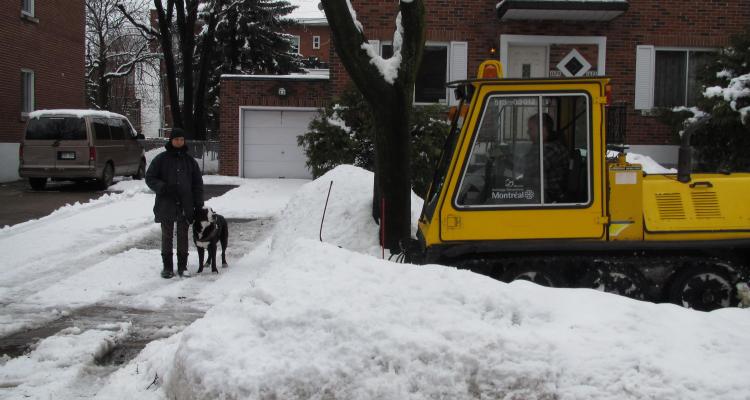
[{"x1": 523, "y1": 113, "x2": 568, "y2": 202}]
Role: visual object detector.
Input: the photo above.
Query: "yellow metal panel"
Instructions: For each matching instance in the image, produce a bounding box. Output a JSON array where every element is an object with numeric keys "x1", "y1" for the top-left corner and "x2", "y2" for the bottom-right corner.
[
  {"x1": 437, "y1": 79, "x2": 609, "y2": 243},
  {"x1": 607, "y1": 163, "x2": 644, "y2": 240},
  {"x1": 642, "y1": 173, "x2": 750, "y2": 233}
]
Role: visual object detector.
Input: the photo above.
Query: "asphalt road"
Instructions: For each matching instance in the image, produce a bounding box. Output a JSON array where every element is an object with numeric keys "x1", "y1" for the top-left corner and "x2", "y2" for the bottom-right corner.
[{"x1": 0, "y1": 179, "x2": 237, "y2": 227}]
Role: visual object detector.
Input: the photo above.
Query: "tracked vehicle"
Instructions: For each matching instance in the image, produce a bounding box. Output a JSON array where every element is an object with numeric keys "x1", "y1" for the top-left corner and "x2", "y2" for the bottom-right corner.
[{"x1": 405, "y1": 61, "x2": 750, "y2": 311}]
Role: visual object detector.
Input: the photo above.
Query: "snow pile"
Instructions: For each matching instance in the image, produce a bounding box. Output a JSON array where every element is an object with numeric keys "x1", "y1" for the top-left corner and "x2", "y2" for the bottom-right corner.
[
  {"x1": 272, "y1": 165, "x2": 423, "y2": 256},
  {"x1": 0, "y1": 324, "x2": 130, "y2": 398},
  {"x1": 705, "y1": 72, "x2": 750, "y2": 123},
  {"x1": 160, "y1": 165, "x2": 750, "y2": 400}
]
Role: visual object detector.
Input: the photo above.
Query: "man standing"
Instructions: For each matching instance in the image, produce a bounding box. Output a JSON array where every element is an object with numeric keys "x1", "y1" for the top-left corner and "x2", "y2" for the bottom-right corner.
[{"x1": 146, "y1": 128, "x2": 204, "y2": 278}]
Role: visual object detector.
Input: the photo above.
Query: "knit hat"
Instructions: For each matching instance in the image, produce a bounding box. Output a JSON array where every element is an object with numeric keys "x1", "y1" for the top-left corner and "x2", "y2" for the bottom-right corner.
[{"x1": 170, "y1": 128, "x2": 186, "y2": 139}]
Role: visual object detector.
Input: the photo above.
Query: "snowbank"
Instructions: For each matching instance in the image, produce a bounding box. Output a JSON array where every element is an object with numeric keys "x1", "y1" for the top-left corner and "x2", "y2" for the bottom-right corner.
[
  {"x1": 160, "y1": 165, "x2": 750, "y2": 400},
  {"x1": 272, "y1": 165, "x2": 423, "y2": 256}
]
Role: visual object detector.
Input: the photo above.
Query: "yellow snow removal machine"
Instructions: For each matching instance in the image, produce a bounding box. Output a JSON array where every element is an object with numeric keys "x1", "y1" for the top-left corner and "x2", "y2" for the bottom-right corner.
[{"x1": 404, "y1": 60, "x2": 750, "y2": 311}]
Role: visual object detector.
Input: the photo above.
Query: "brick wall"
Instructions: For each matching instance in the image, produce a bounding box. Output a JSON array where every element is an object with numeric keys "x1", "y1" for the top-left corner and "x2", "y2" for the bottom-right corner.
[
  {"x1": 218, "y1": 77, "x2": 330, "y2": 176},
  {"x1": 327, "y1": 0, "x2": 750, "y2": 144},
  {"x1": 287, "y1": 24, "x2": 331, "y2": 65},
  {"x1": 0, "y1": 0, "x2": 85, "y2": 143}
]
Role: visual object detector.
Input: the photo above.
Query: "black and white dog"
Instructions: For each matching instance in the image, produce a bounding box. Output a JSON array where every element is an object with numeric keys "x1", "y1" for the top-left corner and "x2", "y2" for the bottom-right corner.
[{"x1": 193, "y1": 206, "x2": 229, "y2": 274}]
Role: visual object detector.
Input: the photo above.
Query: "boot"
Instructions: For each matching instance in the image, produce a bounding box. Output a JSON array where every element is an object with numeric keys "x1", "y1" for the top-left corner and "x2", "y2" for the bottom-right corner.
[
  {"x1": 161, "y1": 253, "x2": 174, "y2": 279},
  {"x1": 177, "y1": 253, "x2": 191, "y2": 278}
]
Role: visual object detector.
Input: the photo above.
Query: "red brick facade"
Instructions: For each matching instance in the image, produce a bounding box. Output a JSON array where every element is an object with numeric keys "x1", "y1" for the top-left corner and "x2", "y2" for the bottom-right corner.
[
  {"x1": 329, "y1": 0, "x2": 750, "y2": 145},
  {"x1": 220, "y1": 0, "x2": 750, "y2": 177},
  {"x1": 0, "y1": 0, "x2": 85, "y2": 143},
  {"x1": 218, "y1": 77, "x2": 329, "y2": 175},
  {"x1": 287, "y1": 24, "x2": 331, "y2": 65}
]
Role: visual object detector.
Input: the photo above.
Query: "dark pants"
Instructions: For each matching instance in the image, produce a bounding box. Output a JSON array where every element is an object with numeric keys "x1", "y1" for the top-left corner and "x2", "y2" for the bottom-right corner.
[{"x1": 161, "y1": 221, "x2": 189, "y2": 257}]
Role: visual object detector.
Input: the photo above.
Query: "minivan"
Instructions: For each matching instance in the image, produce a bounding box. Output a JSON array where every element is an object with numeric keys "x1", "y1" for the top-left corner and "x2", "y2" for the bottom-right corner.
[{"x1": 19, "y1": 110, "x2": 146, "y2": 190}]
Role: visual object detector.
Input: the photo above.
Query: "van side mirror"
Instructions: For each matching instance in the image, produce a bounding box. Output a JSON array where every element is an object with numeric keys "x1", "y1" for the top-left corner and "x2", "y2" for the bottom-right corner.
[{"x1": 136, "y1": 133, "x2": 145, "y2": 140}]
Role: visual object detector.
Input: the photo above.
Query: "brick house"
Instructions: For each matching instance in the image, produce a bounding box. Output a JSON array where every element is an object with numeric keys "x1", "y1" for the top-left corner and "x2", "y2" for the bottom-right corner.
[
  {"x1": 220, "y1": 0, "x2": 750, "y2": 178},
  {"x1": 0, "y1": 0, "x2": 85, "y2": 182}
]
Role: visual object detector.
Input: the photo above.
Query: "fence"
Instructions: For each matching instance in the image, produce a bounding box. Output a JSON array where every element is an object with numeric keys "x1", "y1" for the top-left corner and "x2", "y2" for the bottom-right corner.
[{"x1": 141, "y1": 138, "x2": 220, "y2": 174}]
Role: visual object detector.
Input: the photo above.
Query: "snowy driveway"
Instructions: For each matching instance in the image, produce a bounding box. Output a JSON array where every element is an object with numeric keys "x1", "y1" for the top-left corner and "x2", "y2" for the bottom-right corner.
[{"x1": 0, "y1": 176, "x2": 307, "y2": 398}]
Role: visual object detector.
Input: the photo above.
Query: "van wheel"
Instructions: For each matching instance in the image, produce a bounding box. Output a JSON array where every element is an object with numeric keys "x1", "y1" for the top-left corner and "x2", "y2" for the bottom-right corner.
[
  {"x1": 29, "y1": 178, "x2": 47, "y2": 191},
  {"x1": 98, "y1": 163, "x2": 114, "y2": 190},
  {"x1": 132, "y1": 159, "x2": 146, "y2": 180}
]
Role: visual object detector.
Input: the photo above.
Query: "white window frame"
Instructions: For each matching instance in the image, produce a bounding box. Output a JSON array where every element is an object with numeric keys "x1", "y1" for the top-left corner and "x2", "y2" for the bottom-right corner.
[
  {"x1": 634, "y1": 46, "x2": 717, "y2": 110},
  {"x1": 379, "y1": 41, "x2": 467, "y2": 106},
  {"x1": 455, "y1": 92, "x2": 592, "y2": 209},
  {"x1": 21, "y1": 69, "x2": 34, "y2": 116},
  {"x1": 500, "y1": 35, "x2": 607, "y2": 77},
  {"x1": 312, "y1": 36, "x2": 320, "y2": 50},
  {"x1": 22, "y1": 0, "x2": 34, "y2": 17},
  {"x1": 290, "y1": 35, "x2": 301, "y2": 55}
]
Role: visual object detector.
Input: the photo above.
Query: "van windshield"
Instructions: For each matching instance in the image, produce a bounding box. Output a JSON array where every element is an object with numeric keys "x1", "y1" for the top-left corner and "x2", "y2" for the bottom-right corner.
[{"x1": 25, "y1": 117, "x2": 86, "y2": 140}]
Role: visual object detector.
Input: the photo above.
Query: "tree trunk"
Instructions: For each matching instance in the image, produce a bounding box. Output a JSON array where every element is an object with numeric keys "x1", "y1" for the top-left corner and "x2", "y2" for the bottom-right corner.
[
  {"x1": 193, "y1": 0, "x2": 223, "y2": 141},
  {"x1": 154, "y1": 0, "x2": 183, "y2": 131},
  {"x1": 174, "y1": 0, "x2": 198, "y2": 138},
  {"x1": 321, "y1": 0, "x2": 425, "y2": 252}
]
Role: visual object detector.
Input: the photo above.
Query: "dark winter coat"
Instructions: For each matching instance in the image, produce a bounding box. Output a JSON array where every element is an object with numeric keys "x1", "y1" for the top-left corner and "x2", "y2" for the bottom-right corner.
[{"x1": 146, "y1": 142, "x2": 204, "y2": 223}]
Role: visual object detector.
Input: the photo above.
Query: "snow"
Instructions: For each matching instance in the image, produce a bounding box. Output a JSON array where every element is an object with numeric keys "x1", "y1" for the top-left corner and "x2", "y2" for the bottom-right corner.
[
  {"x1": 607, "y1": 151, "x2": 677, "y2": 174},
  {"x1": 704, "y1": 72, "x2": 750, "y2": 123},
  {"x1": 1, "y1": 165, "x2": 748, "y2": 399},
  {"x1": 28, "y1": 109, "x2": 128, "y2": 120},
  {"x1": 361, "y1": 12, "x2": 405, "y2": 85}
]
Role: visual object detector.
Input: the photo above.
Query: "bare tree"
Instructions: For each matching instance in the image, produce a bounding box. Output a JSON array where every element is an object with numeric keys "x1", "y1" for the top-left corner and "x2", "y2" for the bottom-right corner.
[
  {"x1": 119, "y1": 0, "x2": 299, "y2": 140},
  {"x1": 86, "y1": 0, "x2": 157, "y2": 111},
  {"x1": 320, "y1": 0, "x2": 426, "y2": 251}
]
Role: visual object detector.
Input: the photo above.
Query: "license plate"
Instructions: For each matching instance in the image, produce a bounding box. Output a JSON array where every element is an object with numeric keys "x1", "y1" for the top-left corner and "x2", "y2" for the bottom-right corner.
[{"x1": 58, "y1": 151, "x2": 76, "y2": 160}]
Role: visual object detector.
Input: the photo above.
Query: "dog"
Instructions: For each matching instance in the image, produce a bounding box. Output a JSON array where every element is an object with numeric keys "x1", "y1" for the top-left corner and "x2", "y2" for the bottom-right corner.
[{"x1": 193, "y1": 206, "x2": 229, "y2": 274}]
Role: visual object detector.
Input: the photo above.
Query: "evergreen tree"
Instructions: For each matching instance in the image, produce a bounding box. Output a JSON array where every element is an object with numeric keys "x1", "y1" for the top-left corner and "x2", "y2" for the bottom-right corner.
[
  {"x1": 201, "y1": 0, "x2": 303, "y2": 134},
  {"x1": 298, "y1": 86, "x2": 448, "y2": 196},
  {"x1": 665, "y1": 28, "x2": 750, "y2": 171}
]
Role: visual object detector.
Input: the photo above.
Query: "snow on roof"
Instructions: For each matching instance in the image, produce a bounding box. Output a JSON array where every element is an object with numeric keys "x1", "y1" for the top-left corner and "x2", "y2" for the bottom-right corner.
[
  {"x1": 28, "y1": 109, "x2": 128, "y2": 120},
  {"x1": 220, "y1": 72, "x2": 329, "y2": 80},
  {"x1": 285, "y1": 0, "x2": 326, "y2": 22}
]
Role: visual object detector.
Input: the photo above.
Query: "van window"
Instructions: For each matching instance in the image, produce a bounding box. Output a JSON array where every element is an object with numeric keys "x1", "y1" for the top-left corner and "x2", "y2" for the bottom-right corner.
[
  {"x1": 26, "y1": 117, "x2": 86, "y2": 140},
  {"x1": 93, "y1": 118, "x2": 110, "y2": 140},
  {"x1": 108, "y1": 118, "x2": 125, "y2": 140}
]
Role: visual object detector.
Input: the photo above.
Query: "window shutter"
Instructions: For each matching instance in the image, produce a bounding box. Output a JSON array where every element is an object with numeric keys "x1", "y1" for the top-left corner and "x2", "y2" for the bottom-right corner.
[
  {"x1": 449, "y1": 41, "x2": 468, "y2": 106},
  {"x1": 634, "y1": 45, "x2": 655, "y2": 110},
  {"x1": 368, "y1": 40, "x2": 381, "y2": 56}
]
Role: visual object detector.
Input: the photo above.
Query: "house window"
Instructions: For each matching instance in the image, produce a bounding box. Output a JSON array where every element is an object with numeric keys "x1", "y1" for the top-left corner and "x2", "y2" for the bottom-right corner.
[
  {"x1": 21, "y1": 69, "x2": 34, "y2": 116},
  {"x1": 22, "y1": 0, "x2": 34, "y2": 16},
  {"x1": 290, "y1": 36, "x2": 300, "y2": 55},
  {"x1": 382, "y1": 43, "x2": 450, "y2": 104},
  {"x1": 634, "y1": 46, "x2": 714, "y2": 110},
  {"x1": 312, "y1": 36, "x2": 320, "y2": 50},
  {"x1": 654, "y1": 50, "x2": 713, "y2": 107}
]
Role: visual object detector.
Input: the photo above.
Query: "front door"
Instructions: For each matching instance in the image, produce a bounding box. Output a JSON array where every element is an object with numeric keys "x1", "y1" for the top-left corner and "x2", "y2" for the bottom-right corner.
[{"x1": 507, "y1": 46, "x2": 548, "y2": 78}]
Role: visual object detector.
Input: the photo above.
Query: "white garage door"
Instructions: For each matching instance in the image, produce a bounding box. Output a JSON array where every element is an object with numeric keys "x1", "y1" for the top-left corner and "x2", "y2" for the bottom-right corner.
[{"x1": 242, "y1": 109, "x2": 316, "y2": 178}]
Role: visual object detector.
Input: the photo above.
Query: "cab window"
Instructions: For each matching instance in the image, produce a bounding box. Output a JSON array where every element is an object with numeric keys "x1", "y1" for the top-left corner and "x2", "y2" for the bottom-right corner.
[{"x1": 456, "y1": 94, "x2": 590, "y2": 207}]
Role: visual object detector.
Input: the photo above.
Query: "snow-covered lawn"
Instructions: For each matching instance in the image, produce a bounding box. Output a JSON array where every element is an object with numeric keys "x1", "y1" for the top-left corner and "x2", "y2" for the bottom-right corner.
[{"x1": 1, "y1": 165, "x2": 748, "y2": 399}]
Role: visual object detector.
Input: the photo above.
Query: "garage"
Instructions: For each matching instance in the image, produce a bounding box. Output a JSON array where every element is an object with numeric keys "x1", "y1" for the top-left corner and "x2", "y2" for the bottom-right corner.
[{"x1": 241, "y1": 108, "x2": 317, "y2": 179}]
